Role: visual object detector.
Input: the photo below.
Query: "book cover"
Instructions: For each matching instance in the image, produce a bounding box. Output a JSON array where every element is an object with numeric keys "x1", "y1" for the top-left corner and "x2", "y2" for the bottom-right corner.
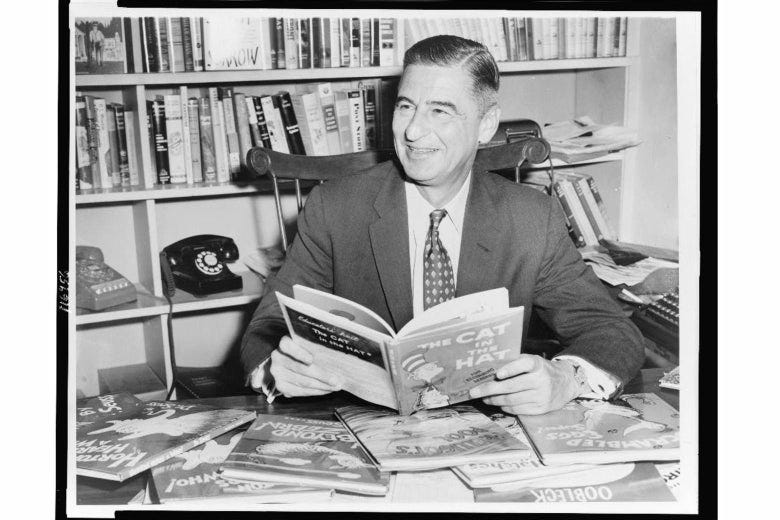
[
  {"x1": 290, "y1": 92, "x2": 328, "y2": 156},
  {"x1": 148, "y1": 99, "x2": 170, "y2": 184},
  {"x1": 298, "y1": 18, "x2": 311, "y2": 69},
  {"x1": 76, "y1": 393, "x2": 145, "y2": 431},
  {"x1": 277, "y1": 285, "x2": 523, "y2": 415},
  {"x1": 361, "y1": 83, "x2": 377, "y2": 150},
  {"x1": 105, "y1": 103, "x2": 122, "y2": 187},
  {"x1": 140, "y1": 17, "x2": 158, "y2": 72},
  {"x1": 259, "y1": 95, "x2": 291, "y2": 154},
  {"x1": 219, "y1": 87, "x2": 242, "y2": 177},
  {"x1": 216, "y1": 100, "x2": 232, "y2": 181},
  {"x1": 207, "y1": 87, "x2": 229, "y2": 181},
  {"x1": 283, "y1": 18, "x2": 299, "y2": 69},
  {"x1": 76, "y1": 398, "x2": 256, "y2": 481},
  {"x1": 157, "y1": 17, "x2": 171, "y2": 72},
  {"x1": 277, "y1": 91, "x2": 307, "y2": 155},
  {"x1": 75, "y1": 97, "x2": 94, "y2": 189},
  {"x1": 334, "y1": 90, "x2": 354, "y2": 153},
  {"x1": 552, "y1": 182, "x2": 587, "y2": 248},
  {"x1": 186, "y1": 98, "x2": 203, "y2": 182},
  {"x1": 558, "y1": 172, "x2": 604, "y2": 242},
  {"x1": 378, "y1": 18, "x2": 396, "y2": 66},
  {"x1": 168, "y1": 17, "x2": 186, "y2": 73},
  {"x1": 473, "y1": 462, "x2": 676, "y2": 502},
  {"x1": 335, "y1": 404, "x2": 529, "y2": 472},
  {"x1": 89, "y1": 96, "x2": 114, "y2": 189},
  {"x1": 151, "y1": 427, "x2": 332, "y2": 504},
  {"x1": 503, "y1": 18, "x2": 517, "y2": 61},
  {"x1": 162, "y1": 94, "x2": 187, "y2": 184},
  {"x1": 340, "y1": 18, "x2": 351, "y2": 67},
  {"x1": 268, "y1": 18, "x2": 279, "y2": 69},
  {"x1": 273, "y1": 17, "x2": 286, "y2": 68},
  {"x1": 221, "y1": 414, "x2": 388, "y2": 495},
  {"x1": 329, "y1": 17, "x2": 341, "y2": 67},
  {"x1": 244, "y1": 96, "x2": 263, "y2": 147},
  {"x1": 371, "y1": 18, "x2": 380, "y2": 66},
  {"x1": 180, "y1": 17, "x2": 194, "y2": 72},
  {"x1": 618, "y1": 16, "x2": 628, "y2": 56},
  {"x1": 232, "y1": 92, "x2": 253, "y2": 169},
  {"x1": 82, "y1": 95, "x2": 103, "y2": 188},
  {"x1": 656, "y1": 461, "x2": 680, "y2": 499},
  {"x1": 584, "y1": 175, "x2": 616, "y2": 238},
  {"x1": 191, "y1": 17, "x2": 204, "y2": 71},
  {"x1": 347, "y1": 90, "x2": 366, "y2": 152},
  {"x1": 349, "y1": 18, "x2": 361, "y2": 67},
  {"x1": 518, "y1": 393, "x2": 680, "y2": 466},
  {"x1": 452, "y1": 412, "x2": 595, "y2": 488},
  {"x1": 250, "y1": 96, "x2": 273, "y2": 149},
  {"x1": 559, "y1": 179, "x2": 599, "y2": 246},
  {"x1": 178, "y1": 86, "x2": 194, "y2": 183},
  {"x1": 316, "y1": 83, "x2": 342, "y2": 154},
  {"x1": 123, "y1": 110, "x2": 140, "y2": 186},
  {"x1": 110, "y1": 103, "x2": 131, "y2": 187},
  {"x1": 75, "y1": 17, "x2": 127, "y2": 74},
  {"x1": 360, "y1": 18, "x2": 371, "y2": 67},
  {"x1": 311, "y1": 17, "x2": 323, "y2": 68},
  {"x1": 197, "y1": 97, "x2": 218, "y2": 182},
  {"x1": 203, "y1": 17, "x2": 266, "y2": 70}
]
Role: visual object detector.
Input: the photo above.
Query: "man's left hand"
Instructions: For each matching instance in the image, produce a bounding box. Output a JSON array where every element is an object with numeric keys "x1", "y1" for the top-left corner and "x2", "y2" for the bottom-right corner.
[{"x1": 469, "y1": 354, "x2": 581, "y2": 415}]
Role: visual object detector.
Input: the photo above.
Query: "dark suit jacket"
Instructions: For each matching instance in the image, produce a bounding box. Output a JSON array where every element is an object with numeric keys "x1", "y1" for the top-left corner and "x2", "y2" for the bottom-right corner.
[{"x1": 241, "y1": 161, "x2": 645, "y2": 388}]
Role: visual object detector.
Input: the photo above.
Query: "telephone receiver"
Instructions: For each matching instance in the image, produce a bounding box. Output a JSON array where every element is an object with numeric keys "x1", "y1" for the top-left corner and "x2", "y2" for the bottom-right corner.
[
  {"x1": 160, "y1": 235, "x2": 243, "y2": 296},
  {"x1": 76, "y1": 245, "x2": 137, "y2": 310},
  {"x1": 504, "y1": 119, "x2": 550, "y2": 165}
]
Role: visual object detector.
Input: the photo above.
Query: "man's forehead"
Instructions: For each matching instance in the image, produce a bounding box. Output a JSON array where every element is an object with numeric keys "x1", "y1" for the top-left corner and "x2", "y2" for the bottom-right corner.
[{"x1": 398, "y1": 64, "x2": 473, "y2": 100}]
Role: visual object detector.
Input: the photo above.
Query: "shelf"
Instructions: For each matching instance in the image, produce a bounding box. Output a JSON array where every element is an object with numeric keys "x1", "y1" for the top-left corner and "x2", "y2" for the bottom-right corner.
[
  {"x1": 167, "y1": 271, "x2": 265, "y2": 313},
  {"x1": 75, "y1": 284, "x2": 167, "y2": 325},
  {"x1": 74, "y1": 57, "x2": 635, "y2": 88},
  {"x1": 547, "y1": 151, "x2": 626, "y2": 168},
  {"x1": 75, "y1": 179, "x2": 276, "y2": 205}
]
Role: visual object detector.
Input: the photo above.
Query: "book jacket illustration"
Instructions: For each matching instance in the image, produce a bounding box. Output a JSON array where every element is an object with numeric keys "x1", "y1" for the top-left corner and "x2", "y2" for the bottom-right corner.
[
  {"x1": 75, "y1": 18, "x2": 127, "y2": 74},
  {"x1": 76, "y1": 399, "x2": 256, "y2": 481},
  {"x1": 518, "y1": 392, "x2": 680, "y2": 465},
  {"x1": 220, "y1": 414, "x2": 388, "y2": 495},
  {"x1": 335, "y1": 405, "x2": 528, "y2": 472},
  {"x1": 151, "y1": 427, "x2": 328, "y2": 503},
  {"x1": 76, "y1": 392, "x2": 144, "y2": 432},
  {"x1": 474, "y1": 462, "x2": 676, "y2": 503}
]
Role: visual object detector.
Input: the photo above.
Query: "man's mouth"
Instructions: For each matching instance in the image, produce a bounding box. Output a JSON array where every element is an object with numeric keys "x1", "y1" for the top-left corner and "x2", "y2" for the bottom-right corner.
[{"x1": 406, "y1": 145, "x2": 439, "y2": 154}]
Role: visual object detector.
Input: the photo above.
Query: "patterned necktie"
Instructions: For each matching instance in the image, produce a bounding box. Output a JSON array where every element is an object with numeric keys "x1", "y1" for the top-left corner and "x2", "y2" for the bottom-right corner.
[{"x1": 423, "y1": 209, "x2": 456, "y2": 310}]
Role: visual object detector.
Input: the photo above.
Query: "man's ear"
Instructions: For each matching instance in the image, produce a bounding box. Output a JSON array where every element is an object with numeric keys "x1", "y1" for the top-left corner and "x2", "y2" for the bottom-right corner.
[{"x1": 478, "y1": 106, "x2": 501, "y2": 144}]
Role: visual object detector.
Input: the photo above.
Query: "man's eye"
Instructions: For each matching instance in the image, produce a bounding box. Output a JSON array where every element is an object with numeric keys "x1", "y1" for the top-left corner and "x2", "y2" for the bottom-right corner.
[
  {"x1": 432, "y1": 108, "x2": 453, "y2": 119},
  {"x1": 395, "y1": 103, "x2": 413, "y2": 112}
]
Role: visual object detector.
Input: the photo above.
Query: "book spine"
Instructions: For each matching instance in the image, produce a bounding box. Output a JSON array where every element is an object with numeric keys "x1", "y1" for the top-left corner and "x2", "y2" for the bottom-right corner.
[
  {"x1": 565, "y1": 18, "x2": 576, "y2": 59},
  {"x1": 169, "y1": 17, "x2": 185, "y2": 73},
  {"x1": 503, "y1": 18, "x2": 516, "y2": 61},
  {"x1": 105, "y1": 104, "x2": 122, "y2": 187},
  {"x1": 311, "y1": 17, "x2": 323, "y2": 68},
  {"x1": 216, "y1": 101, "x2": 231, "y2": 181},
  {"x1": 141, "y1": 18, "x2": 158, "y2": 72},
  {"x1": 557, "y1": 17, "x2": 566, "y2": 59},
  {"x1": 157, "y1": 17, "x2": 170, "y2": 72},
  {"x1": 350, "y1": 18, "x2": 361, "y2": 67},
  {"x1": 515, "y1": 18, "x2": 528, "y2": 61},
  {"x1": 347, "y1": 90, "x2": 366, "y2": 152},
  {"x1": 574, "y1": 17, "x2": 585, "y2": 59},
  {"x1": 112, "y1": 104, "x2": 131, "y2": 187},
  {"x1": 92, "y1": 98, "x2": 114, "y2": 188},
  {"x1": 371, "y1": 18, "x2": 380, "y2": 66},
  {"x1": 181, "y1": 17, "x2": 194, "y2": 72},
  {"x1": 560, "y1": 179, "x2": 598, "y2": 245},
  {"x1": 260, "y1": 16, "x2": 273, "y2": 70},
  {"x1": 362, "y1": 84, "x2": 377, "y2": 150},
  {"x1": 163, "y1": 95, "x2": 186, "y2": 183},
  {"x1": 317, "y1": 83, "x2": 341, "y2": 154},
  {"x1": 493, "y1": 18, "x2": 508, "y2": 61},
  {"x1": 251, "y1": 96, "x2": 273, "y2": 149},
  {"x1": 191, "y1": 17, "x2": 204, "y2": 71},
  {"x1": 530, "y1": 18, "x2": 542, "y2": 60},
  {"x1": 360, "y1": 18, "x2": 371, "y2": 67},
  {"x1": 219, "y1": 88, "x2": 242, "y2": 177},
  {"x1": 197, "y1": 97, "x2": 217, "y2": 182},
  {"x1": 146, "y1": 107, "x2": 156, "y2": 178},
  {"x1": 274, "y1": 17, "x2": 286, "y2": 68},
  {"x1": 340, "y1": 18, "x2": 351, "y2": 67},
  {"x1": 283, "y1": 18, "x2": 299, "y2": 69},
  {"x1": 334, "y1": 90, "x2": 353, "y2": 153},
  {"x1": 290, "y1": 94, "x2": 314, "y2": 155},
  {"x1": 123, "y1": 17, "x2": 134, "y2": 73},
  {"x1": 260, "y1": 95, "x2": 290, "y2": 153},
  {"x1": 619, "y1": 16, "x2": 628, "y2": 56},
  {"x1": 612, "y1": 17, "x2": 622, "y2": 57},
  {"x1": 232, "y1": 92, "x2": 253, "y2": 169},
  {"x1": 585, "y1": 176, "x2": 615, "y2": 238},
  {"x1": 298, "y1": 18, "x2": 311, "y2": 68},
  {"x1": 207, "y1": 88, "x2": 229, "y2": 182},
  {"x1": 322, "y1": 18, "x2": 332, "y2": 68},
  {"x1": 379, "y1": 18, "x2": 396, "y2": 66},
  {"x1": 186, "y1": 98, "x2": 203, "y2": 183},
  {"x1": 569, "y1": 175, "x2": 604, "y2": 241},
  {"x1": 123, "y1": 110, "x2": 139, "y2": 186},
  {"x1": 277, "y1": 91, "x2": 307, "y2": 155},
  {"x1": 547, "y1": 18, "x2": 559, "y2": 60},
  {"x1": 269, "y1": 18, "x2": 278, "y2": 69},
  {"x1": 149, "y1": 99, "x2": 171, "y2": 184},
  {"x1": 297, "y1": 92, "x2": 330, "y2": 155},
  {"x1": 329, "y1": 17, "x2": 341, "y2": 67},
  {"x1": 552, "y1": 182, "x2": 586, "y2": 247},
  {"x1": 179, "y1": 86, "x2": 193, "y2": 183},
  {"x1": 244, "y1": 96, "x2": 262, "y2": 146},
  {"x1": 74, "y1": 97, "x2": 94, "y2": 189},
  {"x1": 596, "y1": 18, "x2": 607, "y2": 57},
  {"x1": 83, "y1": 96, "x2": 103, "y2": 188}
]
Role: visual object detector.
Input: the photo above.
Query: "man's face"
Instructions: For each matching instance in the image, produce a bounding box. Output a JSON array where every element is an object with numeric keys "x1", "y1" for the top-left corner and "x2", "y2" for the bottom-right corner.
[{"x1": 392, "y1": 64, "x2": 497, "y2": 190}]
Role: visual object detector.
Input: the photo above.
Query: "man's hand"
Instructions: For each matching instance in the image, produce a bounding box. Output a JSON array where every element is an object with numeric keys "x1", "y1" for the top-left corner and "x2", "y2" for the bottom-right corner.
[
  {"x1": 469, "y1": 354, "x2": 581, "y2": 415},
  {"x1": 269, "y1": 336, "x2": 342, "y2": 397}
]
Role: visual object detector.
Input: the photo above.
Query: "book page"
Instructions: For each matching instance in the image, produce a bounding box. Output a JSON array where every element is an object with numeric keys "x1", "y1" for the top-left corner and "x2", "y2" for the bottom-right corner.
[{"x1": 293, "y1": 285, "x2": 396, "y2": 336}]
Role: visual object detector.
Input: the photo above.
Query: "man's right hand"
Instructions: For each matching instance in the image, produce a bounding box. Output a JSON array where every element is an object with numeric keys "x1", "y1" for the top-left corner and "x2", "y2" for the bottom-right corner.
[{"x1": 269, "y1": 336, "x2": 342, "y2": 397}]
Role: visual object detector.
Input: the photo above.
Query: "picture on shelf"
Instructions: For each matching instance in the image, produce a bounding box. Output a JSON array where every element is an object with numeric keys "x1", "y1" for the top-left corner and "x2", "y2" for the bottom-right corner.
[{"x1": 75, "y1": 17, "x2": 127, "y2": 74}]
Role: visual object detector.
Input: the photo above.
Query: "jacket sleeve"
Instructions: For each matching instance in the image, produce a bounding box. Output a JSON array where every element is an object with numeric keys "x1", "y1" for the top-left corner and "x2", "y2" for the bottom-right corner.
[
  {"x1": 532, "y1": 196, "x2": 645, "y2": 389},
  {"x1": 240, "y1": 186, "x2": 335, "y2": 378}
]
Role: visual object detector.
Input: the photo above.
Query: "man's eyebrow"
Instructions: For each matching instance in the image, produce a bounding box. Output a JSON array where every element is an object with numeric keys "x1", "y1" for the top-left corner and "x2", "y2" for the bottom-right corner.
[{"x1": 394, "y1": 96, "x2": 461, "y2": 113}]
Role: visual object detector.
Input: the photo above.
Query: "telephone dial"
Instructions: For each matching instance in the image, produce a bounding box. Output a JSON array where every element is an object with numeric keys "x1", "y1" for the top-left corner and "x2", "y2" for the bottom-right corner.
[
  {"x1": 76, "y1": 245, "x2": 138, "y2": 310},
  {"x1": 161, "y1": 235, "x2": 243, "y2": 295}
]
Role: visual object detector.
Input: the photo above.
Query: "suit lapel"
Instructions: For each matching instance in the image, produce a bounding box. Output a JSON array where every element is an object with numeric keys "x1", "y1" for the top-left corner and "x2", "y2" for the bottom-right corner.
[
  {"x1": 457, "y1": 172, "x2": 502, "y2": 297},
  {"x1": 368, "y1": 164, "x2": 413, "y2": 331}
]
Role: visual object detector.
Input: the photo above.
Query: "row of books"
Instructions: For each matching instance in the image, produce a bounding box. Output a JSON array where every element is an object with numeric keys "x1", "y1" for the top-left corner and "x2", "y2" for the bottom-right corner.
[
  {"x1": 76, "y1": 16, "x2": 401, "y2": 75},
  {"x1": 75, "y1": 15, "x2": 629, "y2": 75},
  {"x1": 76, "y1": 390, "x2": 679, "y2": 504},
  {"x1": 403, "y1": 16, "x2": 628, "y2": 61}
]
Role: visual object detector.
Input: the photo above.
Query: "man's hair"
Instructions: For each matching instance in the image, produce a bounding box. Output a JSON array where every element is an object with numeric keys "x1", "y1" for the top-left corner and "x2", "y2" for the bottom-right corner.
[{"x1": 403, "y1": 35, "x2": 500, "y2": 116}]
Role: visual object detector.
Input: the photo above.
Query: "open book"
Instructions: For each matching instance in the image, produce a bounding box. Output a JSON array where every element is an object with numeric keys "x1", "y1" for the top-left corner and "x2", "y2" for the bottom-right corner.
[{"x1": 277, "y1": 285, "x2": 524, "y2": 415}]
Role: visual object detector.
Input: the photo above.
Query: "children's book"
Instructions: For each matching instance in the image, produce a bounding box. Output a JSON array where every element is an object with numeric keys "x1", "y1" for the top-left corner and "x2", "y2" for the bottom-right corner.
[
  {"x1": 658, "y1": 366, "x2": 680, "y2": 390},
  {"x1": 473, "y1": 462, "x2": 677, "y2": 502},
  {"x1": 76, "y1": 398, "x2": 256, "y2": 481},
  {"x1": 518, "y1": 392, "x2": 680, "y2": 466},
  {"x1": 335, "y1": 404, "x2": 529, "y2": 472},
  {"x1": 220, "y1": 414, "x2": 388, "y2": 496},
  {"x1": 277, "y1": 285, "x2": 524, "y2": 415},
  {"x1": 150, "y1": 427, "x2": 332, "y2": 504}
]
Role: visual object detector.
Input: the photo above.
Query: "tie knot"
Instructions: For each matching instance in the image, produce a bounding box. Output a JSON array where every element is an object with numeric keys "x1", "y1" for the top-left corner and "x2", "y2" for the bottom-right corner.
[{"x1": 429, "y1": 209, "x2": 447, "y2": 230}]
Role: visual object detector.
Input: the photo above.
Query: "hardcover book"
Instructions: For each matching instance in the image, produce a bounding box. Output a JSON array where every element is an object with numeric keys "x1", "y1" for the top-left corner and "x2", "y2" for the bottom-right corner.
[
  {"x1": 151, "y1": 428, "x2": 333, "y2": 504},
  {"x1": 168, "y1": 17, "x2": 186, "y2": 73},
  {"x1": 162, "y1": 95, "x2": 187, "y2": 184},
  {"x1": 277, "y1": 285, "x2": 523, "y2": 415},
  {"x1": 220, "y1": 414, "x2": 388, "y2": 495},
  {"x1": 75, "y1": 17, "x2": 128, "y2": 74},
  {"x1": 218, "y1": 87, "x2": 242, "y2": 177},
  {"x1": 334, "y1": 90, "x2": 353, "y2": 153},
  {"x1": 316, "y1": 83, "x2": 342, "y2": 154},
  {"x1": 178, "y1": 87, "x2": 194, "y2": 183},
  {"x1": 186, "y1": 98, "x2": 203, "y2": 182},
  {"x1": 250, "y1": 96, "x2": 273, "y2": 149},
  {"x1": 335, "y1": 404, "x2": 529, "y2": 472},
  {"x1": 197, "y1": 97, "x2": 218, "y2": 182},
  {"x1": 148, "y1": 99, "x2": 170, "y2": 184},
  {"x1": 76, "y1": 398, "x2": 256, "y2": 482},
  {"x1": 74, "y1": 97, "x2": 94, "y2": 189},
  {"x1": 203, "y1": 17, "x2": 267, "y2": 70},
  {"x1": 473, "y1": 462, "x2": 676, "y2": 502},
  {"x1": 277, "y1": 91, "x2": 307, "y2": 155},
  {"x1": 290, "y1": 92, "x2": 328, "y2": 155},
  {"x1": 283, "y1": 18, "x2": 299, "y2": 70},
  {"x1": 105, "y1": 102, "x2": 122, "y2": 186},
  {"x1": 259, "y1": 95, "x2": 290, "y2": 154},
  {"x1": 140, "y1": 17, "x2": 158, "y2": 72},
  {"x1": 518, "y1": 393, "x2": 680, "y2": 466},
  {"x1": 109, "y1": 103, "x2": 131, "y2": 187},
  {"x1": 347, "y1": 90, "x2": 366, "y2": 152},
  {"x1": 232, "y1": 92, "x2": 254, "y2": 169}
]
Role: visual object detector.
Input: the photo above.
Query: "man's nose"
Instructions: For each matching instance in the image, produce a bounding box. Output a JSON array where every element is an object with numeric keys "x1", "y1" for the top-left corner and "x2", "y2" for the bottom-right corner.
[{"x1": 404, "y1": 109, "x2": 431, "y2": 141}]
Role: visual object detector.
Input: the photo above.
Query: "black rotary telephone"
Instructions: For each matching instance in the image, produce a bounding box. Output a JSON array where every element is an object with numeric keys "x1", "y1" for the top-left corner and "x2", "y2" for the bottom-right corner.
[{"x1": 160, "y1": 235, "x2": 243, "y2": 295}]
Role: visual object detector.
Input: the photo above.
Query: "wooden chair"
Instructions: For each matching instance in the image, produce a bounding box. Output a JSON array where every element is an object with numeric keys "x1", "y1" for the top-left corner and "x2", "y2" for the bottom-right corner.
[{"x1": 243, "y1": 138, "x2": 551, "y2": 250}]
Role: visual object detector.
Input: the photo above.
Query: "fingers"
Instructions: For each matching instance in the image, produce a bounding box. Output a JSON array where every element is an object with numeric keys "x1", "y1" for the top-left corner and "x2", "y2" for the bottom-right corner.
[
  {"x1": 278, "y1": 336, "x2": 314, "y2": 364},
  {"x1": 470, "y1": 373, "x2": 536, "y2": 399},
  {"x1": 270, "y1": 341, "x2": 342, "y2": 398},
  {"x1": 495, "y1": 354, "x2": 541, "y2": 379}
]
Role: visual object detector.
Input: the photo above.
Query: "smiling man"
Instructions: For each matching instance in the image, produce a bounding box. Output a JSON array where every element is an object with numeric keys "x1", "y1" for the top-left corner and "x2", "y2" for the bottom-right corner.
[{"x1": 241, "y1": 35, "x2": 645, "y2": 415}]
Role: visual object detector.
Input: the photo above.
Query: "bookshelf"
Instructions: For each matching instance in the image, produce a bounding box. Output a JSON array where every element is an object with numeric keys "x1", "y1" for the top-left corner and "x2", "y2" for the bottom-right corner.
[{"x1": 73, "y1": 13, "x2": 642, "y2": 399}]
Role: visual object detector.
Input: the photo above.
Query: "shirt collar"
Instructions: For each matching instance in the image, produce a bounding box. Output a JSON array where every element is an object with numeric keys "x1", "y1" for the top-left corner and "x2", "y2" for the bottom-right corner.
[{"x1": 404, "y1": 171, "x2": 472, "y2": 234}]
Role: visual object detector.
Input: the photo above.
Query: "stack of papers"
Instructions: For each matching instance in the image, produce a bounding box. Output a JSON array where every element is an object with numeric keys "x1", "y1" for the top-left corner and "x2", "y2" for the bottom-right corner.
[
  {"x1": 543, "y1": 116, "x2": 641, "y2": 163},
  {"x1": 580, "y1": 250, "x2": 678, "y2": 286}
]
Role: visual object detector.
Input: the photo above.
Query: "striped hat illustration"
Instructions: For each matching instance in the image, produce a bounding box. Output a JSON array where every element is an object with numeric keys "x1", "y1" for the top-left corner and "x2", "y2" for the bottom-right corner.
[{"x1": 401, "y1": 352, "x2": 427, "y2": 374}]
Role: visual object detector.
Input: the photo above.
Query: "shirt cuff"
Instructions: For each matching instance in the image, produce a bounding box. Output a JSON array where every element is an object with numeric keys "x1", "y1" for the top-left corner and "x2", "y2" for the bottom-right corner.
[
  {"x1": 248, "y1": 358, "x2": 281, "y2": 404},
  {"x1": 553, "y1": 355, "x2": 621, "y2": 400}
]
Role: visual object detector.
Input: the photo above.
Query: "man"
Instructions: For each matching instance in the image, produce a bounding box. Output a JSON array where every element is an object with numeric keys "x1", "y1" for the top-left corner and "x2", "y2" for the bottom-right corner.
[{"x1": 241, "y1": 35, "x2": 645, "y2": 415}]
